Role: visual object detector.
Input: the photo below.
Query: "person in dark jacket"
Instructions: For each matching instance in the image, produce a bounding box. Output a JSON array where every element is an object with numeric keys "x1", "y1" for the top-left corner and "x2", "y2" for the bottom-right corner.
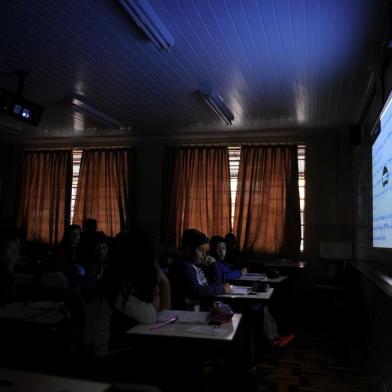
[
  {"x1": 209, "y1": 235, "x2": 247, "y2": 283},
  {"x1": 171, "y1": 229, "x2": 231, "y2": 310}
]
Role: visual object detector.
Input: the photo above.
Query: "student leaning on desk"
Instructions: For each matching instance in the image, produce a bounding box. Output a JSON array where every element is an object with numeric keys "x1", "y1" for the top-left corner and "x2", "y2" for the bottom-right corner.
[{"x1": 170, "y1": 229, "x2": 231, "y2": 310}]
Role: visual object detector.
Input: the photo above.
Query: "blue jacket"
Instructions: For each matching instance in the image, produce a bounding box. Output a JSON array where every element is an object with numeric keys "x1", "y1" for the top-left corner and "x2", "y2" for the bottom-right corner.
[
  {"x1": 216, "y1": 260, "x2": 242, "y2": 283},
  {"x1": 171, "y1": 260, "x2": 225, "y2": 309}
]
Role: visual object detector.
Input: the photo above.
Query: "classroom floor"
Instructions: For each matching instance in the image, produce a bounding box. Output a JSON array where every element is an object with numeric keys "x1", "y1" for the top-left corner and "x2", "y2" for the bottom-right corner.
[
  {"x1": 251, "y1": 330, "x2": 380, "y2": 392},
  {"x1": 244, "y1": 295, "x2": 382, "y2": 392}
]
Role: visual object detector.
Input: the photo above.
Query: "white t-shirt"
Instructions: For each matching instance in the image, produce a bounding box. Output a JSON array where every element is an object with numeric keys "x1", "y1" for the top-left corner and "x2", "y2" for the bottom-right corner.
[{"x1": 115, "y1": 293, "x2": 157, "y2": 324}]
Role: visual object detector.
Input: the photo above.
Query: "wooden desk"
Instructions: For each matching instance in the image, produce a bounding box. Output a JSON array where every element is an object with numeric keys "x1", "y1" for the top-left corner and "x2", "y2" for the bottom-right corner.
[
  {"x1": 126, "y1": 310, "x2": 245, "y2": 390},
  {"x1": 0, "y1": 301, "x2": 69, "y2": 325},
  {"x1": 0, "y1": 302, "x2": 72, "y2": 362},
  {"x1": 127, "y1": 310, "x2": 242, "y2": 342}
]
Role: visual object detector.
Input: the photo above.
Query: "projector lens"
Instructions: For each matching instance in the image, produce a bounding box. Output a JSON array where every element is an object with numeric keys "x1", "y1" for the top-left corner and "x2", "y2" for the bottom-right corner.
[{"x1": 22, "y1": 108, "x2": 31, "y2": 118}]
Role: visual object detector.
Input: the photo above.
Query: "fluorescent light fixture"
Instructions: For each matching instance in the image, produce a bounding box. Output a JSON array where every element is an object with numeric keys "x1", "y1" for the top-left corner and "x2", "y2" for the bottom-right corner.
[
  {"x1": 199, "y1": 83, "x2": 234, "y2": 125},
  {"x1": 118, "y1": 0, "x2": 175, "y2": 51},
  {"x1": 72, "y1": 96, "x2": 121, "y2": 129}
]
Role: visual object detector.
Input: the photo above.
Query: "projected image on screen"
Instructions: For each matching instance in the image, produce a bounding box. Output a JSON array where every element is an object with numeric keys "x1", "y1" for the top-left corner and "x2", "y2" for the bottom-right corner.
[{"x1": 372, "y1": 93, "x2": 392, "y2": 248}]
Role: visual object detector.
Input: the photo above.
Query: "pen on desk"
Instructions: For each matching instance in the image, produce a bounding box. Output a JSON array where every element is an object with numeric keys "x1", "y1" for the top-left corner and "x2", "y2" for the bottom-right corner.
[{"x1": 150, "y1": 316, "x2": 178, "y2": 330}]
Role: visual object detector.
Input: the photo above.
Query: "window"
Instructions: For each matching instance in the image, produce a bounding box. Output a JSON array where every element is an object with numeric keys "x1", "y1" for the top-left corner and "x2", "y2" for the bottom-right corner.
[
  {"x1": 228, "y1": 146, "x2": 241, "y2": 228},
  {"x1": 298, "y1": 145, "x2": 306, "y2": 252},
  {"x1": 228, "y1": 145, "x2": 306, "y2": 252},
  {"x1": 71, "y1": 148, "x2": 82, "y2": 223}
]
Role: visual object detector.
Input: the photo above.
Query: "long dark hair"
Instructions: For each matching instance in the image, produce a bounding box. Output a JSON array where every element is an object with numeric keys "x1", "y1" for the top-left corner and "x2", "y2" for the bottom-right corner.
[{"x1": 107, "y1": 229, "x2": 159, "y2": 305}]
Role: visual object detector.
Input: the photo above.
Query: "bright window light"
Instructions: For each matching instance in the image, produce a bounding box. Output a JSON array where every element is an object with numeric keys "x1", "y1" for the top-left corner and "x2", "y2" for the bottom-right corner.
[
  {"x1": 71, "y1": 148, "x2": 82, "y2": 223},
  {"x1": 228, "y1": 145, "x2": 306, "y2": 252}
]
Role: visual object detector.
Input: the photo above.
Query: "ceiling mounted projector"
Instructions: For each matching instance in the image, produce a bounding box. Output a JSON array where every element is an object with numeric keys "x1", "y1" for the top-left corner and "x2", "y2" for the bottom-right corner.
[{"x1": 0, "y1": 71, "x2": 44, "y2": 126}]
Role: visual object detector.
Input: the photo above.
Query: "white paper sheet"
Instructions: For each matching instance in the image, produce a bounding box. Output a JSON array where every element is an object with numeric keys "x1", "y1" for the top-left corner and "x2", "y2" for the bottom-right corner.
[
  {"x1": 229, "y1": 285, "x2": 250, "y2": 294},
  {"x1": 158, "y1": 310, "x2": 207, "y2": 324}
]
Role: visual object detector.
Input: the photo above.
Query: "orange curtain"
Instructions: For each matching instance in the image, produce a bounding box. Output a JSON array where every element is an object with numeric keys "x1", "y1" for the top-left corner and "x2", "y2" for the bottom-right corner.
[
  {"x1": 233, "y1": 145, "x2": 300, "y2": 258},
  {"x1": 17, "y1": 150, "x2": 72, "y2": 244},
  {"x1": 73, "y1": 148, "x2": 134, "y2": 237},
  {"x1": 164, "y1": 146, "x2": 231, "y2": 248}
]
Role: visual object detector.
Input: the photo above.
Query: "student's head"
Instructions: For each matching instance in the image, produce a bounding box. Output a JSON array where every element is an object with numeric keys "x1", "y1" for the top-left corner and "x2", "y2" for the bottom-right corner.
[
  {"x1": 181, "y1": 229, "x2": 209, "y2": 265},
  {"x1": 84, "y1": 218, "x2": 97, "y2": 233},
  {"x1": 94, "y1": 232, "x2": 110, "y2": 262},
  {"x1": 224, "y1": 233, "x2": 236, "y2": 249},
  {"x1": 62, "y1": 225, "x2": 81, "y2": 246},
  {"x1": 209, "y1": 236, "x2": 226, "y2": 261},
  {"x1": 109, "y1": 229, "x2": 159, "y2": 302},
  {"x1": 69, "y1": 225, "x2": 81, "y2": 245}
]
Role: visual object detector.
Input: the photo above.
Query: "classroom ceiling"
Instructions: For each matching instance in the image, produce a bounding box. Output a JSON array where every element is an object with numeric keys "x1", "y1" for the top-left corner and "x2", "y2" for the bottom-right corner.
[{"x1": 0, "y1": 0, "x2": 388, "y2": 140}]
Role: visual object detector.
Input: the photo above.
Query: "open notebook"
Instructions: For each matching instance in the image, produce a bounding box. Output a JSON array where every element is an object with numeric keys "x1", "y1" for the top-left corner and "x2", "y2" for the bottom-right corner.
[{"x1": 229, "y1": 285, "x2": 250, "y2": 295}]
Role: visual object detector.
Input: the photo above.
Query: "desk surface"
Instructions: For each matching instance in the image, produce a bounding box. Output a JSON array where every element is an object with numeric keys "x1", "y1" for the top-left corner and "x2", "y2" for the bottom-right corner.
[
  {"x1": 0, "y1": 368, "x2": 111, "y2": 392},
  {"x1": 216, "y1": 286, "x2": 274, "y2": 300},
  {"x1": 127, "y1": 310, "x2": 242, "y2": 342},
  {"x1": 233, "y1": 273, "x2": 288, "y2": 284},
  {"x1": 264, "y1": 260, "x2": 307, "y2": 269}
]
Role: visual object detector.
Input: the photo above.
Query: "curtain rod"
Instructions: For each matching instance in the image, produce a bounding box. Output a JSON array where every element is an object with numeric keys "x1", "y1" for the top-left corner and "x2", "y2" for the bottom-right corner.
[
  {"x1": 23, "y1": 147, "x2": 72, "y2": 151},
  {"x1": 174, "y1": 142, "x2": 305, "y2": 147},
  {"x1": 74, "y1": 146, "x2": 133, "y2": 150},
  {"x1": 23, "y1": 145, "x2": 133, "y2": 152}
]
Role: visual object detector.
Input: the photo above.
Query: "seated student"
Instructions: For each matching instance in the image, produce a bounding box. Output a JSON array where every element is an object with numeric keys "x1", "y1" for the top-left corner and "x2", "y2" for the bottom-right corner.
[
  {"x1": 0, "y1": 229, "x2": 22, "y2": 304},
  {"x1": 81, "y1": 218, "x2": 99, "y2": 244},
  {"x1": 211, "y1": 235, "x2": 294, "y2": 349},
  {"x1": 79, "y1": 218, "x2": 106, "y2": 267},
  {"x1": 81, "y1": 233, "x2": 113, "y2": 354},
  {"x1": 106, "y1": 229, "x2": 171, "y2": 349},
  {"x1": 171, "y1": 229, "x2": 231, "y2": 310},
  {"x1": 56, "y1": 224, "x2": 84, "y2": 290},
  {"x1": 209, "y1": 235, "x2": 247, "y2": 282},
  {"x1": 224, "y1": 232, "x2": 248, "y2": 266},
  {"x1": 79, "y1": 232, "x2": 110, "y2": 298}
]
